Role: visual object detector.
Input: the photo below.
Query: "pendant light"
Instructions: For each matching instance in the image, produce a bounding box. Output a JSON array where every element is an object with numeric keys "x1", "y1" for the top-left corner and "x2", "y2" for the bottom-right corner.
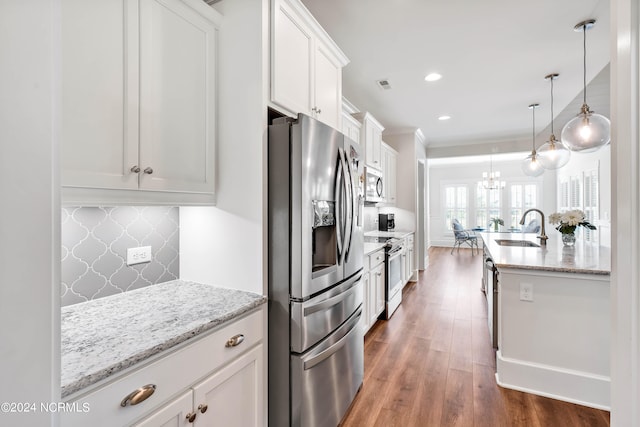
[
  {"x1": 521, "y1": 103, "x2": 544, "y2": 177},
  {"x1": 537, "y1": 73, "x2": 571, "y2": 169},
  {"x1": 561, "y1": 19, "x2": 610, "y2": 152}
]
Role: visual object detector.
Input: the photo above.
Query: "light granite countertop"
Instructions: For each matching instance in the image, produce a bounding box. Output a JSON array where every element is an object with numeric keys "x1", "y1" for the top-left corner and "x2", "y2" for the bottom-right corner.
[
  {"x1": 480, "y1": 232, "x2": 611, "y2": 275},
  {"x1": 363, "y1": 230, "x2": 415, "y2": 255},
  {"x1": 61, "y1": 280, "x2": 267, "y2": 398}
]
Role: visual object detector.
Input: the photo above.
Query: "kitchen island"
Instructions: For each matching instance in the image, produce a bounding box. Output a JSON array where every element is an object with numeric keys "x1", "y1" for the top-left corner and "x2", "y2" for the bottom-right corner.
[{"x1": 480, "y1": 232, "x2": 611, "y2": 410}]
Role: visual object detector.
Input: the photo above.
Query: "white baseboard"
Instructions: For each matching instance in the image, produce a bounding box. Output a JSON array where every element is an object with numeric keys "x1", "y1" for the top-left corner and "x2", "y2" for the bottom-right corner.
[{"x1": 496, "y1": 351, "x2": 610, "y2": 410}]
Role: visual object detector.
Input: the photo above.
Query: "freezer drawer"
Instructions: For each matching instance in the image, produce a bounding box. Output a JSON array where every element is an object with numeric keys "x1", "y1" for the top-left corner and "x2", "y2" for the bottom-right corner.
[
  {"x1": 290, "y1": 272, "x2": 362, "y2": 353},
  {"x1": 291, "y1": 309, "x2": 364, "y2": 427}
]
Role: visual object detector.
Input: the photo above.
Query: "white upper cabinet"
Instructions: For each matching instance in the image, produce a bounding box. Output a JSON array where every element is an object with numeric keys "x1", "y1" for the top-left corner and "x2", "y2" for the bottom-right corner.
[
  {"x1": 271, "y1": 0, "x2": 349, "y2": 129},
  {"x1": 61, "y1": 0, "x2": 220, "y2": 205},
  {"x1": 381, "y1": 142, "x2": 397, "y2": 205},
  {"x1": 352, "y1": 112, "x2": 385, "y2": 169},
  {"x1": 341, "y1": 99, "x2": 361, "y2": 144}
]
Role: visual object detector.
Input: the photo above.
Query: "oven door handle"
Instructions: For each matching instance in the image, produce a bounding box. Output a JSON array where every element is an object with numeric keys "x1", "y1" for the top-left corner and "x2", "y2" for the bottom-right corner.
[{"x1": 303, "y1": 309, "x2": 361, "y2": 370}]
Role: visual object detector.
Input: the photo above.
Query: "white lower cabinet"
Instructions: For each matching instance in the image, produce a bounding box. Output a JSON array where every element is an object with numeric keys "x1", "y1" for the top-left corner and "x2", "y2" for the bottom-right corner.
[
  {"x1": 370, "y1": 262, "x2": 385, "y2": 325},
  {"x1": 62, "y1": 307, "x2": 266, "y2": 427},
  {"x1": 362, "y1": 249, "x2": 385, "y2": 334},
  {"x1": 403, "y1": 234, "x2": 415, "y2": 284},
  {"x1": 135, "y1": 345, "x2": 263, "y2": 427},
  {"x1": 133, "y1": 391, "x2": 193, "y2": 427}
]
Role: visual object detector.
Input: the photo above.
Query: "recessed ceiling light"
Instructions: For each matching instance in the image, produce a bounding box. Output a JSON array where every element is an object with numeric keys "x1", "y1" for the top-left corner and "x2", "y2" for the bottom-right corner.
[
  {"x1": 424, "y1": 73, "x2": 442, "y2": 82},
  {"x1": 438, "y1": 115, "x2": 451, "y2": 121}
]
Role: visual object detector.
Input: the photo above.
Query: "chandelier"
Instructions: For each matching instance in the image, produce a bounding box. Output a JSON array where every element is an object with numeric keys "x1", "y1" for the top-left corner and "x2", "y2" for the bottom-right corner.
[{"x1": 482, "y1": 155, "x2": 505, "y2": 190}]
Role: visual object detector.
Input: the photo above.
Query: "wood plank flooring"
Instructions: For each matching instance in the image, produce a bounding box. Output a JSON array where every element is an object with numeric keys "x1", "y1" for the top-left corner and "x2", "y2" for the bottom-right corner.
[{"x1": 340, "y1": 247, "x2": 610, "y2": 427}]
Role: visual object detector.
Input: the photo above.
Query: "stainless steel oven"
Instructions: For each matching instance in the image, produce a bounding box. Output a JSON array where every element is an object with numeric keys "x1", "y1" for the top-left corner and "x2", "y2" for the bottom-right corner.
[{"x1": 383, "y1": 238, "x2": 405, "y2": 319}]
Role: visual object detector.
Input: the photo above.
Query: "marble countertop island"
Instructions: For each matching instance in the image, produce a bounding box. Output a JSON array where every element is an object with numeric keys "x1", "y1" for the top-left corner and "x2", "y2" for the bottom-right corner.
[
  {"x1": 480, "y1": 232, "x2": 610, "y2": 275},
  {"x1": 61, "y1": 280, "x2": 267, "y2": 398}
]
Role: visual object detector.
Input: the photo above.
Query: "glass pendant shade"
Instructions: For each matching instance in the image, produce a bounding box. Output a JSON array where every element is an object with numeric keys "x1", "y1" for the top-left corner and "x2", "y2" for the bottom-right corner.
[
  {"x1": 561, "y1": 19, "x2": 610, "y2": 153},
  {"x1": 537, "y1": 135, "x2": 571, "y2": 169},
  {"x1": 522, "y1": 152, "x2": 545, "y2": 177},
  {"x1": 561, "y1": 105, "x2": 611, "y2": 152}
]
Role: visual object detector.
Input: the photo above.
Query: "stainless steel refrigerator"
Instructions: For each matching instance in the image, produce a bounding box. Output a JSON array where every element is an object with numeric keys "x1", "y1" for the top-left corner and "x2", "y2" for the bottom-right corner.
[{"x1": 268, "y1": 114, "x2": 364, "y2": 427}]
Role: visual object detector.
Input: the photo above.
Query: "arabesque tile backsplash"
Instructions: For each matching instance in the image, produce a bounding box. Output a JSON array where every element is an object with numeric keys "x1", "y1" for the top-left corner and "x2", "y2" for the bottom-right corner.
[{"x1": 61, "y1": 207, "x2": 179, "y2": 306}]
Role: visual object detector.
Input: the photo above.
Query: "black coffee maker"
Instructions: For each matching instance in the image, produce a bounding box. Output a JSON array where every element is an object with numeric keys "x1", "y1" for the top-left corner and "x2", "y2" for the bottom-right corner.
[{"x1": 378, "y1": 213, "x2": 395, "y2": 231}]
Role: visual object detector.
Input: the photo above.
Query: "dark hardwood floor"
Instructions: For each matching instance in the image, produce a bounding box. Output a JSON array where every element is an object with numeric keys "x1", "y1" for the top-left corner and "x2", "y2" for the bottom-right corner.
[{"x1": 340, "y1": 247, "x2": 610, "y2": 427}]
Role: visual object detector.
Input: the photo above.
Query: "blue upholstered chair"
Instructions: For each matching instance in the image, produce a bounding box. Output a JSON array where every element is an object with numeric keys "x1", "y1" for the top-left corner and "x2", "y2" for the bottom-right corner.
[
  {"x1": 522, "y1": 219, "x2": 541, "y2": 233},
  {"x1": 451, "y1": 219, "x2": 479, "y2": 255}
]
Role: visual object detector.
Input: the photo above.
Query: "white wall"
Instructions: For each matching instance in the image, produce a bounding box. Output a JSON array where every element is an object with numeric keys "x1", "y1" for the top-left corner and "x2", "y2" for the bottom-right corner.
[
  {"x1": 0, "y1": 1, "x2": 60, "y2": 425},
  {"x1": 428, "y1": 156, "x2": 556, "y2": 246},
  {"x1": 180, "y1": 0, "x2": 267, "y2": 296}
]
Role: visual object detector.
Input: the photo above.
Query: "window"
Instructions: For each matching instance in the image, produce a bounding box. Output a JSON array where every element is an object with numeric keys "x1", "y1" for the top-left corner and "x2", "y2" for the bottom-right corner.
[
  {"x1": 557, "y1": 171, "x2": 599, "y2": 243},
  {"x1": 583, "y1": 170, "x2": 599, "y2": 243},
  {"x1": 509, "y1": 183, "x2": 537, "y2": 229},
  {"x1": 475, "y1": 183, "x2": 501, "y2": 229},
  {"x1": 444, "y1": 184, "x2": 468, "y2": 229}
]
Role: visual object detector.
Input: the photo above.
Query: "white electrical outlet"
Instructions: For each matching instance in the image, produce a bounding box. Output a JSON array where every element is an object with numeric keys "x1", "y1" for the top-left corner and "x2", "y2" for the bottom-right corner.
[
  {"x1": 520, "y1": 282, "x2": 534, "y2": 302},
  {"x1": 127, "y1": 246, "x2": 152, "y2": 266}
]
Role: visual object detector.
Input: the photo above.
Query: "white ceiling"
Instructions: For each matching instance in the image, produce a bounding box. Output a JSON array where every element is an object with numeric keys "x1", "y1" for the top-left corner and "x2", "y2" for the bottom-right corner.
[{"x1": 300, "y1": 0, "x2": 611, "y2": 149}]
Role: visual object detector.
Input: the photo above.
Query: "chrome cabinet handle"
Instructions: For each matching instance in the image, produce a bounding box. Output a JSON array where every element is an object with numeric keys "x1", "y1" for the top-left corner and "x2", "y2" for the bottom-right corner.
[
  {"x1": 186, "y1": 412, "x2": 197, "y2": 423},
  {"x1": 198, "y1": 403, "x2": 208, "y2": 414},
  {"x1": 120, "y1": 384, "x2": 156, "y2": 407},
  {"x1": 130, "y1": 165, "x2": 141, "y2": 173},
  {"x1": 225, "y1": 334, "x2": 245, "y2": 347},
  {"x1": 143, "y1": 167, "x2": 153, "y2": 174}
]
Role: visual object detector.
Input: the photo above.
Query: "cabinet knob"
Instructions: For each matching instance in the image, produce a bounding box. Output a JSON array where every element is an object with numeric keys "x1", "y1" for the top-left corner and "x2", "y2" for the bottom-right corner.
[
  {"x1": 311, "y1": 107, "x2": 322, "y2": 114},
  {"x1": 120, "y1": 384, "x2": 156, "y2": 407},
  {"x1": 186, "y1": 412, "x2": 197, "y2": 423},
  {"x1": 143, "y1": 167, "x2": 153, "y2": 174},
  {"x1": 130, "y1": 165, "x2": 141, "y2": 173},
  {"x1": 225, "y1": 334, "x2": 245, "y2": 347},
  {"x1": 198, "y1": 403, "x2": 208, "y2": 414}
]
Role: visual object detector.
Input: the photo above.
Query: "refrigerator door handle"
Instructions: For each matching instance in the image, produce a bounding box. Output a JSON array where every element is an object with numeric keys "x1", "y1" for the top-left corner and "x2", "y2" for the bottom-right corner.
[
  {"x1": 303, "y1": 309, "x2": 362, "y2": 370},
  {"x1": 303, "y1": 273, "x2": 362, "y2": 316},
  {"x1": 335, "y1": 154, "x2": 344, "y2": 260},
  {"x1": 340, "y1": 149, "x2": 352, "y2": 263}
]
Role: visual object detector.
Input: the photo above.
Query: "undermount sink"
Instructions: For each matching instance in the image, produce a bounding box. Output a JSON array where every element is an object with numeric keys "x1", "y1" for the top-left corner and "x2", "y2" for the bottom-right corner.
[{"x1": 494, "y1": 239, "x2": 540, "y2": 247}]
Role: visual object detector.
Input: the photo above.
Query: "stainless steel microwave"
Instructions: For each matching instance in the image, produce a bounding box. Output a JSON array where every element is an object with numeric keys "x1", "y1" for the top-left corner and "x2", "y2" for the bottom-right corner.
[{"x1": 364, "y1": 167, "x2": 384, "y2": 203}]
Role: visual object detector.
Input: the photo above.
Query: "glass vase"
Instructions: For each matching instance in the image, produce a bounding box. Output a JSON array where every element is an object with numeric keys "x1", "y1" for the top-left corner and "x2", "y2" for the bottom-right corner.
[{"x1": 562, "y1": 232, "x2": 576, "y2": 247}]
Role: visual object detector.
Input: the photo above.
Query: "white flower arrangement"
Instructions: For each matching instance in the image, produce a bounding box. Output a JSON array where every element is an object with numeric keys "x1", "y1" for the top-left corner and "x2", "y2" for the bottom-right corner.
[{"x1": 548, "y1": 210, "x2": 596, "y2": 234}]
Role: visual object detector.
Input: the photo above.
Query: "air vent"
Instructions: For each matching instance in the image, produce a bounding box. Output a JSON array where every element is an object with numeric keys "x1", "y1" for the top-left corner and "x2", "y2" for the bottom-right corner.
[{"x1": 376, "y1": 79, "x2": 392, "y2": 90}]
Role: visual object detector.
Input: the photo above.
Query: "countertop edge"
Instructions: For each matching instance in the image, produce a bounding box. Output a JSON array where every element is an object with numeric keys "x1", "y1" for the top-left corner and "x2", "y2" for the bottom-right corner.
[
  {"x1": 495, "y1": 263, "x2": 611, "y2": 276},
  {"x1": 61, "y1": 294, "x2": 267, "y2": 398}
]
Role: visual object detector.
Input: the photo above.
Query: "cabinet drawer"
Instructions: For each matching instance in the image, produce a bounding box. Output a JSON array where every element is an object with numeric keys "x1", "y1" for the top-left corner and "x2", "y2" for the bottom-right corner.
[
  {"x1": 62, "y1": 308, "x2": 264, "y2": 427},
  {"x1": 369, "y1": 249, "x2": 385, "y2": 270}
]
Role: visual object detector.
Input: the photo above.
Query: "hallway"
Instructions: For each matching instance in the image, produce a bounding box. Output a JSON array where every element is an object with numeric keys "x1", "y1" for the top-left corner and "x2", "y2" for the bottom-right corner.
[{"x1": 340, "y1": 247, "x2": 610, "y2": 427}]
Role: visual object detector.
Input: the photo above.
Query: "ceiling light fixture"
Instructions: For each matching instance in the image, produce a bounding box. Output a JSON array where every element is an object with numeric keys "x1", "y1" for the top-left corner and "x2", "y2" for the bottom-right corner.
[
  {"x1": 482, "y1": 155, "x2": 505, "y2": 190},
  {"x1": 537, "y1": 73, "x2": 571, "y2": 169},
  {"x1": 438, "y1": 115, "x2": 451, "y2": 121},
  {"x1": 561, "y1": 19, "x2": 610, "y2": 152},
  {"x1": 522, "y1": 103, "x2": 544, "y2": 177},
  {"x1": 424, "y1": 73, "x2": 442, "y2": 82}
]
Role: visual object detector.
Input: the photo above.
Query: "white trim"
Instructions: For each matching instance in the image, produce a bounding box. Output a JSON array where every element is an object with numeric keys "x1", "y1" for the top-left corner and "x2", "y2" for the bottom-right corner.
[
  {"x1": 341, "y1": 96, "x2": 359, "y2": 115},
  {"x1": 611, "y1": 0, "x2": 640, "y2": 425},
  {"x1": 496, "y1": 351, "x2": 611, "y2": 410}
]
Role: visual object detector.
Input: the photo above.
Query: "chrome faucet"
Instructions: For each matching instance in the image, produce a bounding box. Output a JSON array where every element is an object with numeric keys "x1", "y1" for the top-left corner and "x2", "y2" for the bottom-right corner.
[{"x1": 519, "y1": 208, "x2": 548, "y2": 246}]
